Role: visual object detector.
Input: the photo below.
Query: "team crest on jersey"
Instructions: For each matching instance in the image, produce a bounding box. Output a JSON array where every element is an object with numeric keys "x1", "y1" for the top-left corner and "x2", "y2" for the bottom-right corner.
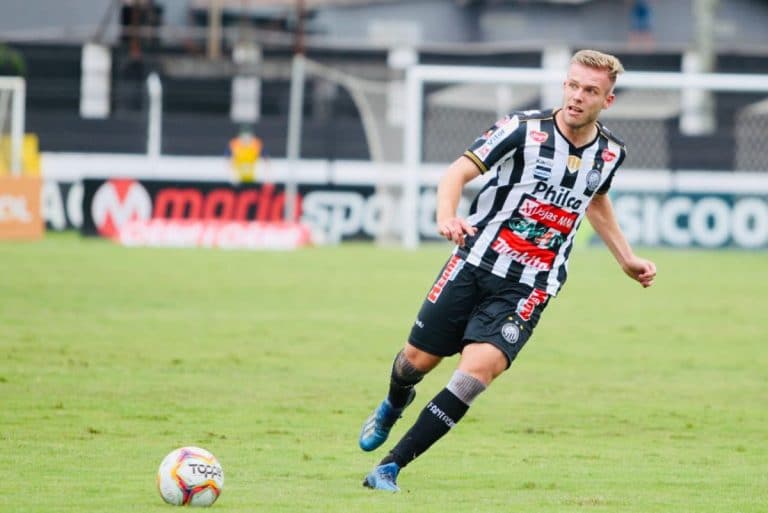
[
  {"x1": 501, "y1": 323, "x2": 520, "y2": 344},
  {"x1": 586, "y1": 169, "x2": 602, "y2": 191},
  {"x1": 530, "y1": 131, "x2": 548, "y2": 144},
  {"x1": 602, "y1": 149, "x2": 617, "y2": 162},
  {"x1": 566, "y1": 155, "x2": 581, "y2": 174}
]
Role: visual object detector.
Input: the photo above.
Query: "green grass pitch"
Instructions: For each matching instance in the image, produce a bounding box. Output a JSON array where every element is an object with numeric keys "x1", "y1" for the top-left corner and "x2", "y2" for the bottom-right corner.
[{"x1": 1, "y1": 233, "x2": 766, "y2": 512}]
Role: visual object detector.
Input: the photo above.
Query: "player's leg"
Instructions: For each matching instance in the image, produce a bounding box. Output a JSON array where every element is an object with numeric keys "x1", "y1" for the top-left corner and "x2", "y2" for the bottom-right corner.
[
  {"x1": 364, "y1": 279, "x2": 551, "y2": 491},
  {"x1": 359, "y1": 255, "x2": 476, "y2": 455},
  {"x1": 358, "y1": 344, "x2": 441, "y2": 452},
  {"x1": 366, "y1": 343, "x2": 502, "y2": 489},
  {"x1": 361, "y1": 258, "x2": 478, "y2": 490}
]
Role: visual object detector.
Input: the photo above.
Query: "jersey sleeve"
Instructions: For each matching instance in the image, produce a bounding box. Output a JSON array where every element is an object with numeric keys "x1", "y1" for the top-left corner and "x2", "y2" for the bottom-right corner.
[
  {"x1": 596, "y1": 147, "x2": 627, "y2": 195},
  {"x1": 463, "y1": 115, "x2": 525, "y2": 174}
]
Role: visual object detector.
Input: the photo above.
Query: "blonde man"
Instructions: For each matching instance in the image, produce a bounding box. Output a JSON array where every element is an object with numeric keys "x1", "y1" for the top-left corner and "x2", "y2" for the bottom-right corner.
[{"x1": 359, "y1": 50, "x2": 656, "y2": 491}]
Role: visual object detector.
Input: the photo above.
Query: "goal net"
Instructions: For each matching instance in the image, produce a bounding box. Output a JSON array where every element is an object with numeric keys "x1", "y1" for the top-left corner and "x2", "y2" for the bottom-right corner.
[
  {"x1": 303, "y1": 57, "x2": 401, "y2": 163},
  {"x1": 299, "y1": 56, "x2": 408, "y2": 243},
  {"x1": 400, "y1": 64, "x2": 768, "y2": 248},
  {"x1": 0, "y1": 76, "x2": 26, "y2": 176}
]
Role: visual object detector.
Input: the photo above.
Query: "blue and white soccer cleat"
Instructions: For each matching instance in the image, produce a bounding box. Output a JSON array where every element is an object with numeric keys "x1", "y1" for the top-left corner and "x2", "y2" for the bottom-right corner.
[
  {"x1": 362, "y1": 462, "x2": 401, "y2": 492},
  {"x1": 358, "y1": 389, "x2": 415, "y2": 452}
]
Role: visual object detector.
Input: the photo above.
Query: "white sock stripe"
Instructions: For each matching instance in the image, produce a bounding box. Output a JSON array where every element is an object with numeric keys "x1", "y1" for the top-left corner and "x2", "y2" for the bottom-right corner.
[{"x1": 446, "y1": 370, "x2": 487, "y2": 406}]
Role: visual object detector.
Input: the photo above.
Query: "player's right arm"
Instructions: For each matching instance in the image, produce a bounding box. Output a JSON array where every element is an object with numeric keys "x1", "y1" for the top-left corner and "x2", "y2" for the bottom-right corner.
[{"x1": 436, "y1": 156, "x2": 481, "y2": 246}]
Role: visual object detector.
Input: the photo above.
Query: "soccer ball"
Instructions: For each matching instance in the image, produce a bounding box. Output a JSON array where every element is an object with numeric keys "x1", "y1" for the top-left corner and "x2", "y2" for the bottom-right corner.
[{"x1": 156, "y1": 446, "x2": 224, "y2": 507}]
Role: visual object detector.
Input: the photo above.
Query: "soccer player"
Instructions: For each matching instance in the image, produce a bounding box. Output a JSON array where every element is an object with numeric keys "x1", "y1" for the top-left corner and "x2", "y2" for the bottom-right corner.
[{"x1": 358, "y1": 49, "x2": 657, "y2": 491}]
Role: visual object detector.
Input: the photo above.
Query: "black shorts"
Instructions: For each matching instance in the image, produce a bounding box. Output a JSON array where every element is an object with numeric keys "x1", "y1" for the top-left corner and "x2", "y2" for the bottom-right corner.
[{"x1": 408, "y1": 255, "x2": 551, "y2": 368}]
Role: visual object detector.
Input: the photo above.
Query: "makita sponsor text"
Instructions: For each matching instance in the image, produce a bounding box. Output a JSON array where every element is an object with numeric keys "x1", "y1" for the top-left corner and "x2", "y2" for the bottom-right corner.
[
  {"x1": 491, "y1": 229, "x2": 555, "y2": 270},
  {"x1": 490, "y1": 238, "x2": 552, "y2": 270}
]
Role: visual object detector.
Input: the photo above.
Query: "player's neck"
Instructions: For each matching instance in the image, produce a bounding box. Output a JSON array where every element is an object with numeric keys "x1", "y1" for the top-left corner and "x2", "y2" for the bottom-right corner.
[{"x1": 554, "y1": 110, "x2": 599, "y2": 148}]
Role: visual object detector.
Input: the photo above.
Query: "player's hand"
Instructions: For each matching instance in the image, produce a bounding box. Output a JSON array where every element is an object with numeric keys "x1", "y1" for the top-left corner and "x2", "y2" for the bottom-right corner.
[
  {"x1": 438, "y1": 217, "x2": 477, "y2": 247},
  {"x1": 622, "y1": 256, "x2": 657, "y2": 288}
]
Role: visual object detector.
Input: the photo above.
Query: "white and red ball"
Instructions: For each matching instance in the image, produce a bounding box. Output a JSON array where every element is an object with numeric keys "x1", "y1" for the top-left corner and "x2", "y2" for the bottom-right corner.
[{"x1": 157, "y1": 446, "x2": 224, "y2": 507}]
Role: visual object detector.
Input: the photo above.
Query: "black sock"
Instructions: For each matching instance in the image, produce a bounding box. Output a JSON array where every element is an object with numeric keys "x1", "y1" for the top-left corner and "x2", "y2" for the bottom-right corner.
[
  {"x1": 388, "y1": 376, "x2": 415, "y2": 409},
  {"x1": 382, "y1": 388, "x2": 469, "y2": 468},
  {"x1": 387, "y1": 351, "x2": 424, "y2": 409}
]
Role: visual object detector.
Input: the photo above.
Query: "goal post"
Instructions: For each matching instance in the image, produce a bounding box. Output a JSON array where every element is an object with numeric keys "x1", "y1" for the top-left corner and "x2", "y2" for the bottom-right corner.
[
  {"x1": 401, "y1": 64, "x2": 768, "y2": 249},
  {"x1": 0, "y1": 76, "x2": 26, "y2": 176}
]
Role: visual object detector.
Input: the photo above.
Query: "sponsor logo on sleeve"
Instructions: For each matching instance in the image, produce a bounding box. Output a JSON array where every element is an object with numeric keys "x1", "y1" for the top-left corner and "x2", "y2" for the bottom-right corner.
[
  {"x1": 495, "y1": 116, "x2": 514, "y2": 129},
  {"x1": 485, "y1": 125, "x2": 512, "y2": 147},
  {"x1": 477, "y1": 123, "x2": 514, "y2": 158}
]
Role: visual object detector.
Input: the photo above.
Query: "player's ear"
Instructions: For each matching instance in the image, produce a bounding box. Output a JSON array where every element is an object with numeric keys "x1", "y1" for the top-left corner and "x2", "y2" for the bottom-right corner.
[{"x1": 603, "y1": 92, "x2": 616, "y2": 109}]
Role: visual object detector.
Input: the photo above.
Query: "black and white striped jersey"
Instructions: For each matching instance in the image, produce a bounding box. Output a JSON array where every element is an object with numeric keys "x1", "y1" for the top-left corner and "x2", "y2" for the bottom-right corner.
[{"x1": 457, "y1": 108, "x2": 627, "y2": 296}]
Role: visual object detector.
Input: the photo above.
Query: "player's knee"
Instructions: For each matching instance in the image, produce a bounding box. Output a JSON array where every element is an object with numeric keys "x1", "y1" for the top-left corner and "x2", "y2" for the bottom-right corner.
[
  {"x1": 392, "y1": 349, "x2": 426, "y2": 386},
  {"x1": 446, "y1": 370, "x2": 487, "y2": 405},
  {"x1": 402, "y1": 343, "x2": 442, "y2": 373},
  {"x1": 458, "y1": 342, "x2": 508, "y2": 384}
]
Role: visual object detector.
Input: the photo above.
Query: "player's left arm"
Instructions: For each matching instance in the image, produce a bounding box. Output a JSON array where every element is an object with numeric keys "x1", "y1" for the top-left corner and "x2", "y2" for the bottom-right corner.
[{"x1": 586, "y1": 193, "x2": 657, "y2": 288}]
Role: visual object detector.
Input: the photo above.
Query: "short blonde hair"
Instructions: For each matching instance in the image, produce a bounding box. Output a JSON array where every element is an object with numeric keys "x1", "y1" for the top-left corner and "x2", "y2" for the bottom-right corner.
[{"x1": 571, "y1": 49, "x2": 625, "y2": 85}]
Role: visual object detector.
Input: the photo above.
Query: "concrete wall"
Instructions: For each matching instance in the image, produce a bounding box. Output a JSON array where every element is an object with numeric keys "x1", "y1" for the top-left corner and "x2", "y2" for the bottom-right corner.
[
  {"x1": 313, "y1": 0, "x2": 477, "y2": 44},
  {"x1": 0, "y1": 0, "x2": 110, "y2": 39},
  {"x1": 1, "y1": 0, "x2": 767, "y2": 50}
]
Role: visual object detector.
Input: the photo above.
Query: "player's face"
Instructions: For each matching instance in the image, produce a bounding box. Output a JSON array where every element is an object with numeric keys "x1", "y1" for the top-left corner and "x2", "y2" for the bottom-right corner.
[{"x1": 560, "y1": 63, "x2": 615, "y2": 130}]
